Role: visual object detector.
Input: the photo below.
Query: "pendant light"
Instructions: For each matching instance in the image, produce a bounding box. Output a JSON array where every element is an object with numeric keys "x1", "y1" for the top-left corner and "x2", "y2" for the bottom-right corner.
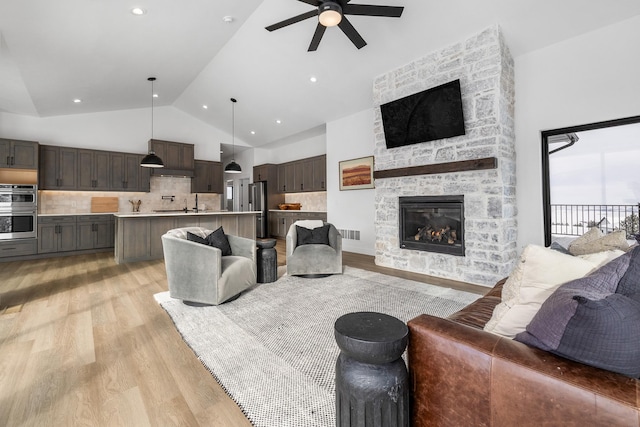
[
  {"x1": 140, "y1": 77, "x2": 164, "y2": 168},
  {"x1": 224, "y1": 97, "x2": 242, "y2": 174}
]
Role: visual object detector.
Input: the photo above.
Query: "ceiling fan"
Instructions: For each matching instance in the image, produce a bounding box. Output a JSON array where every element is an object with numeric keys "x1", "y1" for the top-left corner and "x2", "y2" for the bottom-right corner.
[{"x1": 265, "y1": 0, "x2": 404, "y2": 51}]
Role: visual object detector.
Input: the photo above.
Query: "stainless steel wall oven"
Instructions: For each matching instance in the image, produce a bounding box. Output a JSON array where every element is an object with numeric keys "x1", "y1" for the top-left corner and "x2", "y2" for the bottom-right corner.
[{"x1": 0, "y1": 184, "x2": 38, "y2": 240}]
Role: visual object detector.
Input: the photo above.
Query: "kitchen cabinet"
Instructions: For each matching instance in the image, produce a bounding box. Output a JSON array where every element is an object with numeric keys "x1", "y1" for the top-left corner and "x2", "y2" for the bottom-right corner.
[
  {"x1": 311, "y1": 155, "x2": 326, "y2": 191},
  {"x1": 149, "y1": 139, "x2": 194, "y2": 173},
  {"x1": 38, "y1": 216, "x2": 77, "y2": 253},
  {"x1": 192, "y1": 160, "x2": 223, "y2": 193},
  {"x1": 275, "y1": 155, "x2": 326, "y2": 193},
  {"x1": 0, "y1": 239, "x2": 37, "y2": 258},
  {"x1": 110, "y1": 152, "x2": 149, "y2": 192},
  {"x1": 0, "y1": 139, "x2": 39, "y2": 169},
  {"x1": 77, "y1": 149, "x2": 110, "y2": 190},
  {"x1": 39, "y1": 146, "x2": 77, "y2": 190},
  {"x1": 76, "y1": 215, "x2": 114, "y2": 250}
]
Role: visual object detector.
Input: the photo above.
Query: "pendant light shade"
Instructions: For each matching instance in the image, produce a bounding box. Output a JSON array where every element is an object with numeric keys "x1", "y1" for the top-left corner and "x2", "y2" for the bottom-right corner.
[
  {"x1": 225, "y1": 97, "x2": 242, "y2": 174},
  {"x1": 141, "y1": 77, "x2": 164, "y2": 168}
]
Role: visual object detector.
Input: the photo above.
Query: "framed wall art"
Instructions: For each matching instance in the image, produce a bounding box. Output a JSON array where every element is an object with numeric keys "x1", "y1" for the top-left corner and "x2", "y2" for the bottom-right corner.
[{"x1": 339, "y1": 156, "x2": 375, "y2": 190}]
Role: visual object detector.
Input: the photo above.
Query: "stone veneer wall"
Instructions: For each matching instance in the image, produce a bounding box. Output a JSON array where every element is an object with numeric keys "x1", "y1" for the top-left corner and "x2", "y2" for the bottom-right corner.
[{"x1": 373, "y1": 26, "x2": 517, "y2": 286}]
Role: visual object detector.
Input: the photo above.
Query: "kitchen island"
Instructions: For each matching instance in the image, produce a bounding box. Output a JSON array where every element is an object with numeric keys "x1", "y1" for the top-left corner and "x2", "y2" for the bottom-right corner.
[{"x1": 114, "y1": 210, "x2": 259, "y2": 264}]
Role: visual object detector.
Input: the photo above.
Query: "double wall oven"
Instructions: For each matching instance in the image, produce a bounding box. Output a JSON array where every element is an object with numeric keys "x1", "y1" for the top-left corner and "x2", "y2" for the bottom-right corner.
[{"x1": 0, "y1": 184, "x2": 37, "y2": 240}]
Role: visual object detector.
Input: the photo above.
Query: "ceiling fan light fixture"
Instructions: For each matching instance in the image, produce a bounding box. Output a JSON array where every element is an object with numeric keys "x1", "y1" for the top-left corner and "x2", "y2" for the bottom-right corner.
[{"x1": 319, "y1": 2, "x2": 342, "y2": 27}]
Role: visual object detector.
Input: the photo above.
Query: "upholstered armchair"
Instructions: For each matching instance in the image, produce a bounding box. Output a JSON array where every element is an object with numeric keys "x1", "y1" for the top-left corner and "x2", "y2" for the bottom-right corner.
[
  {"x1": 286, "y1": 221, "x2": 342, "y2": 277},
  {"x1": 161, "y1": 227, "x2": 257, "y2": 305}
]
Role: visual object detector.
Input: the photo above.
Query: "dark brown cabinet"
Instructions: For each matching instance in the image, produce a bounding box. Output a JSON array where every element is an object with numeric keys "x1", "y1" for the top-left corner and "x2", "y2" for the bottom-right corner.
[
  {"x1": 192, "y1": 160, "x2": 223, "y2": 193},
  {"x1": 0, "y1": 139, "x2": 39, "y2": 169},
  {"x1": 76, "y1": 215, "x2": 114, "y2": 250},
  {"x1": 38, "y1": 216, "x2": 77, "y2": 253},
  {"x1": 39, "y1": 146, "x2": 78, "y2": 190},
  {"x1": 110, "y1": 152, "x2": 149, "y2": 192},
  {"x1": 276, "y1": 155, "x2": 326, "y2": 193},
  {"x1": 149, "y1": 139, "x2": 194, "y2": 174},
  {"x1": 78, "y1": 149, "x2": 110, "y2": 190}
]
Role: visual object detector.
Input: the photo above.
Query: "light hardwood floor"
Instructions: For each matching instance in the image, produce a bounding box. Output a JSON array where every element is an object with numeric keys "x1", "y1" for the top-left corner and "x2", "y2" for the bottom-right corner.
[{"x1": 0, "y1": 241, "x2": 486, "y2": 426}]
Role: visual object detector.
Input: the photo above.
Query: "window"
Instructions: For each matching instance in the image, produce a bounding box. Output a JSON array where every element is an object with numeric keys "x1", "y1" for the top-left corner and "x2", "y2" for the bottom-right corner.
[{"x1": 541, "y1": 116, "x2": 640, "y2": 246}]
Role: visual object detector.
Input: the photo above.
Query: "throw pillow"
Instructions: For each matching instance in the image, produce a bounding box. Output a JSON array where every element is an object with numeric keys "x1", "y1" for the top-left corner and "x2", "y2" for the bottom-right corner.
[
  {"x1": 614, "y1": 246, "x2": 640, "y2": 302},
  {"x1": 569, "y1": 229, "x2": 629, "y2": 255},
  {"x1": 515, "y1": 249, "x2": 640, "y2": 377},
  {"x1": 549, "y1": 241, "x2": 571, "y2": 255},
  {"x1": 296, "y1": 224, "x2": 330, "y2": 245},
  {"x1": 483, "y1": 244, "x2": 600, "y2": 338},
  {"x1": 295, "y1": 220, "x2": 325, "y2": 230},
  {"x1": 187, "y1": 226, "x2": 233, "y2": 256}
]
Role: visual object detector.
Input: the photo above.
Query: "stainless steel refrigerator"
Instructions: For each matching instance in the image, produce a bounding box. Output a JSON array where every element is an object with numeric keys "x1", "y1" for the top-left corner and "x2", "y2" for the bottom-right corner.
[{"x1": 249, "y1": 181, "x2": 267, "y2": 238}]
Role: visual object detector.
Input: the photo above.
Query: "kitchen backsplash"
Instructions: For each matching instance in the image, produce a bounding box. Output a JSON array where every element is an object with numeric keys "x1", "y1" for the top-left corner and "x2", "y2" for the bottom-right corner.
[
  {"x1": 39, "y1": 176, "x2": 222, "y2": 214},
  {"x1": 284, "y1": 191, "x2": 327, "y2": 212}
]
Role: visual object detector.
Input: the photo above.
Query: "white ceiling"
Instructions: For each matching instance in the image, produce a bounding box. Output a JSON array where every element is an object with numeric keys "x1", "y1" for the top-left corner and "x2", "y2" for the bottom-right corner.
[{"x1": 1, "y1": 0, "x2": 639, "y2": 148}]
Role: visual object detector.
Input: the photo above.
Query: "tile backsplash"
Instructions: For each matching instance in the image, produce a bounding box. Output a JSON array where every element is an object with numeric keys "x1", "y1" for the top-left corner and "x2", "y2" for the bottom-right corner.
[
  {"x1": 39, "y1": 176, "x2": 222, "y2": 214},
  {"x1": 284, "y1": 191, "x2": 327, "y2": 212}
]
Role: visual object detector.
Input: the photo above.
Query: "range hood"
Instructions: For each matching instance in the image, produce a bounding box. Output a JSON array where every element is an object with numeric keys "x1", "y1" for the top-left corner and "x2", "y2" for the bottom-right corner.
[{"x1": 150, "y1": 168, "x2": 194, "y2": 178}]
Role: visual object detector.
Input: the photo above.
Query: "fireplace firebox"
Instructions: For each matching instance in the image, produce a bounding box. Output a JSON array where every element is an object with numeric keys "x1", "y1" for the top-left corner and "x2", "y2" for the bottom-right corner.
[{"x1": 399, "y1": 195, "x2": 465, "y2": 256}]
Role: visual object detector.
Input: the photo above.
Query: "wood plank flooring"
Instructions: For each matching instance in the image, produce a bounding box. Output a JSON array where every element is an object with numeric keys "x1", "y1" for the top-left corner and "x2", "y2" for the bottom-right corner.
[{"x1": 0, "y1": 241, "x2": 486, "y2": 426}]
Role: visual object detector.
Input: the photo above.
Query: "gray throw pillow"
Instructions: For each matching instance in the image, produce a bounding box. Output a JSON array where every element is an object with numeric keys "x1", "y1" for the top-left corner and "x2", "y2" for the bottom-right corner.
[
  {"x1": 187, "y1": 226, "x2": 232, "y2": 256},
  {"x1": 296, "y1": 224, "x2": 330, "y2": 246},
  {"x1": 515, "y1": 248, "x2": 640, "y2": 377}
]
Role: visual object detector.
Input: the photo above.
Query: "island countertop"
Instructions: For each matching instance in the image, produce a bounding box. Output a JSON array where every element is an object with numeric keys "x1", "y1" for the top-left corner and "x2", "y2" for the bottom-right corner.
[{"x1": 113, "y1": 210, "x2": 260, "y2": 218}]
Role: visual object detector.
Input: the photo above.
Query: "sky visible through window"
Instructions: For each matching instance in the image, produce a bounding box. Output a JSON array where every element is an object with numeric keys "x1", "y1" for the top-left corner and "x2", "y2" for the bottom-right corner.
[{"x1": 549, "y1": 122, "x2": 640, "y2": 205}]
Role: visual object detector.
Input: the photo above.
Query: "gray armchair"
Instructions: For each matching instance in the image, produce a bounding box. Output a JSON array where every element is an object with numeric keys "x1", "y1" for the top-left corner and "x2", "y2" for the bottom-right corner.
[
  {"x1": 286, "y1": 222, "x2": 342, "y2": 277},
  {"x1": 161, "y1": 227, "x2": 257, "y2": 305}
]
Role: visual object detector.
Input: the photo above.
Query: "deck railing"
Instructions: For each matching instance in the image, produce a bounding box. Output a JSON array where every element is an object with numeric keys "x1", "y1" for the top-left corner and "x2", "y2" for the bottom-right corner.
[{"x1": 550, "y1": 203, "x2": 639, "y2": 238}]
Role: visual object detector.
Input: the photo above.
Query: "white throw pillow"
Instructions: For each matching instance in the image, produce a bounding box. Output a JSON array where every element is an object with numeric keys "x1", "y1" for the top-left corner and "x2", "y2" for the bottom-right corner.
[
  {"x1": 484, "y1": 244, "x2": 600, "y2": 338},
  {"x1": 569, "y1": 230, "x2": 630, "y2": 255},
  {"x1": 578, "y1": 249, "x2": 626, "y2": 267}
]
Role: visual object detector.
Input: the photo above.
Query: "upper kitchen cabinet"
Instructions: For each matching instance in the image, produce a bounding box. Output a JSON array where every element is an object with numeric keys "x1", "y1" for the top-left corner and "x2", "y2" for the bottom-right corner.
[
  {"x1": 148, "y1": 139, "x2": 194, "y2": 176},
  {"x1": 77, "y1": 149, "x2": 110, "y2": 190},
  {"x1": 39, "y1": 145, "x2": 77, "y2": 190},
  {"x1": 110, "y1": 152, "x2": 149, "y2": 192},
  {"x1": 0, "y1": 139, "x2": 39, "y2": 169},
  {"x1": 276, "y1": 155, "x2": 326, "y2": 193},
  {"x1": 192, "y1": 160, "x2": 223, "y2": 193}
]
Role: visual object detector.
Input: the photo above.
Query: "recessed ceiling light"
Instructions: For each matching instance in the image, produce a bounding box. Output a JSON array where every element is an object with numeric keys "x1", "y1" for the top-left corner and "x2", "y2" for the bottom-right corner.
[
  {"x1": 276, "y1": 119, "x2": 282, "y2": 124},
  {"x1": 73, "y1": 98, "x2": 82, "y2": 103},
  {"x1": 203, "y1": 105, "x2": 208, "y2": 109},
  {"x1": 310, "y1": 76, "x2": 318, "y2": 83},
  {"x1": 131, "y1": 7, "x2": 146, "y2": 16},
  {"x1": 250, "y1": 131, "x2": 256, "y2": 135},
  {"x1": 222, "y1": 16, "x2": 234, "y2": 23},
  {"x1": 153, "y1": 93, "x2": 158, "y2": 98}
]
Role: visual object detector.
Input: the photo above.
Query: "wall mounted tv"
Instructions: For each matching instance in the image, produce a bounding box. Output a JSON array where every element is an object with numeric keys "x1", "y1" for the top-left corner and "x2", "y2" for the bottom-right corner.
[{"x1": 380, "y1": 79, "x2": 465, "y2": 149}]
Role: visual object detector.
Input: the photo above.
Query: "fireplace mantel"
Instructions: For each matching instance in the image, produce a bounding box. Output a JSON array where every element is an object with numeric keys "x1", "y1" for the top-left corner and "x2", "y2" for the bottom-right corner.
[{"x1": 373, "y1": 157, "x2": 497, "y2": 180}]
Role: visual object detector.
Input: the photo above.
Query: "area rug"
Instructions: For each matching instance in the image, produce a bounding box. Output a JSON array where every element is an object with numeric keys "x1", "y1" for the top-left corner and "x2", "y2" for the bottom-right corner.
[{"x1": 154, "y1": 266, "x2": 480, "y2": 427}]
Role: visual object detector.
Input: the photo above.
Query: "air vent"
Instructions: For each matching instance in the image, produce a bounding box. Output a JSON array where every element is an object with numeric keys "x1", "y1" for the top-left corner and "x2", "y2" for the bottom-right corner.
[{"x1": 338, "y1": 229, "x2": 360, "y2": 241}]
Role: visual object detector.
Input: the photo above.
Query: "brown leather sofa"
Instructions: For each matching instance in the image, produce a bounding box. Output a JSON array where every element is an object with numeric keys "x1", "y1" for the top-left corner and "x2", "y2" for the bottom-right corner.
[{"x1": 407, "y1": 278, "x2": 640, "y2": 426}]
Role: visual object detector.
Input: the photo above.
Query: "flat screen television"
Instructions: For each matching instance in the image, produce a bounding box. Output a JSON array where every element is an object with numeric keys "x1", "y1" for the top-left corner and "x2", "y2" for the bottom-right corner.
[{"x1": 380, "y1": 79, "x2": 465, "y2": 149}]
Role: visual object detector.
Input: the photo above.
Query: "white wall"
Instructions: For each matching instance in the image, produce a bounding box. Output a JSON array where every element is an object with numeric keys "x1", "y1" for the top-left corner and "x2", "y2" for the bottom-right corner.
[
  {"x1": 0, "y1": 106, "x2": 228, "y2": 161},
  {"x1": 515, "y1": 15, "x2": 640, "y2": 249},
  {"x1": 256, "y1": 133, "x2": 326, "y2": 165},
  {"x1": 326, "y1": 109, "x2": 376, "y2": 255}
]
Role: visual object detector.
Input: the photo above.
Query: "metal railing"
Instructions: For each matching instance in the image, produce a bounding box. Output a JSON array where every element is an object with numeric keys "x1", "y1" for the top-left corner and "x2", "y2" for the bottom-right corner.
[{"x1": 550, "y1": 203, "x2": 639, "y2": 238}]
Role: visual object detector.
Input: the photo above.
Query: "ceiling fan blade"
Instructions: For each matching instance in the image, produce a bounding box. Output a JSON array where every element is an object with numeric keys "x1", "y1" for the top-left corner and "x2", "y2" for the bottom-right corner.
[
  {"x1": 298, "y1": 0, "x2": 321, "y2": 5},
  {"x1": 308, "y1": 23, "x2": 327, "y2": 51},
  {"x1": 343, "y1": 4, "x2": 404, "y2": 18},
  {"x1": 338, "y1": 17, "x2": 367, "y2": 49},
  {"x1": 265, "y1": 10, "x2": 318, "y2": 32}
]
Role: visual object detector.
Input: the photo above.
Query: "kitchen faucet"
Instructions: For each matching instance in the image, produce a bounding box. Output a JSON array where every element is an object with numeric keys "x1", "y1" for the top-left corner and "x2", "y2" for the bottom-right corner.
[{"x1": 194, "y1": 194, "x2": 198, "y2": 213}]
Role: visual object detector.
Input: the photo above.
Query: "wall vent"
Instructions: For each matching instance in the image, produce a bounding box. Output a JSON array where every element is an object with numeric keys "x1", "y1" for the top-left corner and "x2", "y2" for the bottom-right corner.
[{"x1": 338, "y1": 229, "x2": 360, "y2": 240}]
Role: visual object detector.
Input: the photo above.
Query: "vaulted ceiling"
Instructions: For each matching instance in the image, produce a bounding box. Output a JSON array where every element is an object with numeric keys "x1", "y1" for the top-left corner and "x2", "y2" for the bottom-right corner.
[{"x1": 1, "y1": 0, "x2": 639, "y2": 148}]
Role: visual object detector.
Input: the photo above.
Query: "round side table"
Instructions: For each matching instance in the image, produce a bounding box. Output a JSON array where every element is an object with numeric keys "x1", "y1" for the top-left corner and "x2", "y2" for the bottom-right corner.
[
  {"x1": 334, "y1": 311, "x2": 409, "y2": 427},
  {"x1": 256, "y1": 238, "x2": 277, "y2": 283}
]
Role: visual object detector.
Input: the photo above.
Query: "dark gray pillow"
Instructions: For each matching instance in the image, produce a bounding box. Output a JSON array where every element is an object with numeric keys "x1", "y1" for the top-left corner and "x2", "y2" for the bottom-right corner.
[
  {"x1": 187, "y1": 226, "x2": 232, "y2": 256},
  {"x1": 515, "y1": 249, "x2": 640, "y2": 377},
  {"x1": 549, "y1": 241, "x2": 571, "y2": 255},
  {"x1": 615, "y1": 246, "x2": 640, "y2": 302},
  {"x1": 296, "y1": 224, "x2": 330, "y2": 246}
]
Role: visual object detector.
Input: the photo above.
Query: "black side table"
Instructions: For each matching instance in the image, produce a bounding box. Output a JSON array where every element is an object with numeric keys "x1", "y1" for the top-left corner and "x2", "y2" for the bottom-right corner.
[
  {"x1": 256, "y1": 238, "x2": 277, "y2": 283},
  {"x1": 334, "y1": 311, "x2": 409, "y2": 427}
]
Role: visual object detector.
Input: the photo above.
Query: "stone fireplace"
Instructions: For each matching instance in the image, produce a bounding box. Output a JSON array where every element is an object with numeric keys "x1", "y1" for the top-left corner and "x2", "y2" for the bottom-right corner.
[
  {"x1": 399, "y1": 195, "x2": 465, "y2": 256},
  {"x1": 373, "y1": 26, "x2": 517, "y2": 287}
]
